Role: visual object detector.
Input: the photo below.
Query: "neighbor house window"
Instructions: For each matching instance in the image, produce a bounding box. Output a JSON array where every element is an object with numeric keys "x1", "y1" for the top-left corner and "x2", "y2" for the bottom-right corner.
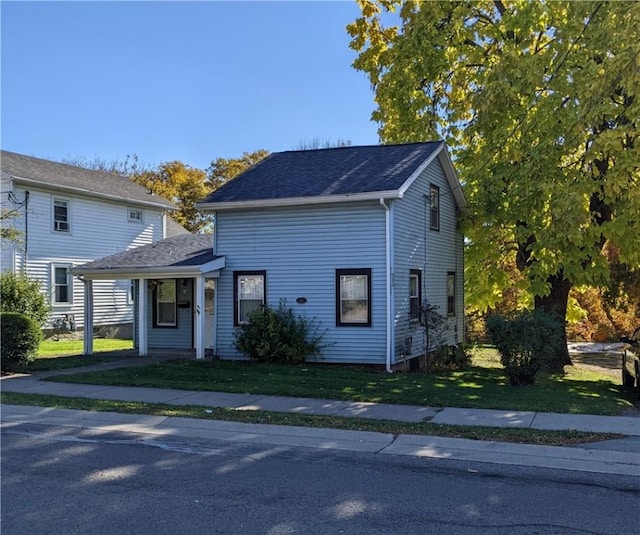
[
  {"x1": 53, "y1": 198, "x2": 70, "y2": 232},
  {"x1": 234, "y1": 271, "x2": 266, "y2": 325},
  {"x1": 447, "y1": 272, "x2": 456, "y2": 316},
  {"x1": 128, "y1": 208, "x2": 143, "y2": 223},
  {"x1": 154, "y1": 280, "x2": 177, "y2": 327},
  {"x1": 429, "y1": 185, "x2": 440, "y2": 231},
  {"x1": 409, "y1": 269, "x2": 422, "y2": 322},
  {"x1": 52, "y1": 264, "x2": 72, "y2": 305},
  {"x1": 336, "y1": 268, "x2": 371, "y2": 327}
]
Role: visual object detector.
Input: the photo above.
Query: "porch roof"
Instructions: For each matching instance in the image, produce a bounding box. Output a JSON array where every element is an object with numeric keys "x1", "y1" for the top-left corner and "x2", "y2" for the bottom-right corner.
[{"x1": 72, "y1": 234, "x2": 225, "y2": 280}]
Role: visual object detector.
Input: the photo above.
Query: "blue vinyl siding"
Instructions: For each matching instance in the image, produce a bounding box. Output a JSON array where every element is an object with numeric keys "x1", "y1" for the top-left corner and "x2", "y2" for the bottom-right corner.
[
  {"x1": 214, "y1": 202, "x2": 387, "y2": 364},
  {"x1": 392, "y1": 158, "x2": 464, "y2": 361}
]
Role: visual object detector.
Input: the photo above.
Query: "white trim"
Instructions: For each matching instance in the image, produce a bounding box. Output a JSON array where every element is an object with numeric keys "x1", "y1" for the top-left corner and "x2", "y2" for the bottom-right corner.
[
  {"x1": 198, "y1": 190, "x2": 401, "y2": 212},
  {"x1": 83, "y1": 279, "x2": 94, "y2": 355},
  {"x1": 194, "y1": 276, "x2": 205, "y2": 359},
  {"x1": 51, "y1": 263, "x2": 73, "y2": 306},
  {"x1": 72, "y1": 257, "x2": 226, "y2": 280},
  {"x1": 12, "y1": 175, "x2": 175, "y2": 210},
  {"x1": 138, "y1": 278, "x2": 148, "y2": 356},
  {"x1": 380, "y1": 198, "x2": 393, "y2": 373}
]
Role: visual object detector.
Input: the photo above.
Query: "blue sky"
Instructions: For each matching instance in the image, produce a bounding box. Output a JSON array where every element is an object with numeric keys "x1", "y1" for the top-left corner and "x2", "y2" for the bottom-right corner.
[{"x1": 1, "y1": 0, "x2": 380, "y2": 171}]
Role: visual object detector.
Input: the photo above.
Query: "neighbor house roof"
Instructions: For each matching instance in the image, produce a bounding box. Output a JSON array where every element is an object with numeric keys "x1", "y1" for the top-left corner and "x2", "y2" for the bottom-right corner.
[
  {"x1": 72, "y1": 234, "x2": 224, "y2": 279},
  {"x1": 198, "y1": 142, "x2": 467, "y2": 211},
  {"x1": 0, "y1": 150, "x2": 175, "y2": 210}
]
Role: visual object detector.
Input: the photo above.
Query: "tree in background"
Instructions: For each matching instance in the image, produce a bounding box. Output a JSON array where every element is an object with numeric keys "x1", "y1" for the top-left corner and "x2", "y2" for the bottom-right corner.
[
  {"x1": 349, "y1": 0, "x2": 640, "y2": 366},
  {"x1": 294, "y1": 137, "x2": 352, "y2": 150},
  {"x1": 207, "y1": 149, "x2": 270, "y2": 190},
  {"x1": 132, "y1": 161, "x2": 212, "y2": 233}
]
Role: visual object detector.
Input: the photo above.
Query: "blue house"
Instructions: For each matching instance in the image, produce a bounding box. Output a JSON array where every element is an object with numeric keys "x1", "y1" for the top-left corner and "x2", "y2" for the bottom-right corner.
[{"x1": 74, "y1": 142, "x2": 467, "y2": 370}]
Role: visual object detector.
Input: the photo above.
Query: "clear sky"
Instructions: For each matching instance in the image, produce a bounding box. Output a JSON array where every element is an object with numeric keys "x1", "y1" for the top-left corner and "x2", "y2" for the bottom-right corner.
[{"x1": 1, "y1": 0, "x2": 381, "y2": 171}]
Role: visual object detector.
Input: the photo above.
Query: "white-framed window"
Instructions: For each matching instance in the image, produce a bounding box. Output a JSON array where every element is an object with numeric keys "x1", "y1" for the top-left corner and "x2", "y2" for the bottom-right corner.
[
  {"x1": 447, "y1": 272, "x2": 456, "y2": 316},
  {"x1": 234, "y1": 271, "x2": 266, "y2": 325},
  {"x1": 53, "y1": 198, "x2": 70, "y2": 232},
  {"x1": 336, "y1": 268, "x2": 371, "y2": 327},
  {"x1": 52, "y1": 264, "x2": 73, "y2": 305},
  {"x1": 409, "y1": 269, "x2": 422, "y2": 322},
  {"x1": 429, "y1": 185, "x2": 440, "y2": 231},
  {"x1": 154, "y1": 280, "x2": 177, "y2": 327},
  {"x1": 128, "y1": 208, "x2": 143, "y2": 223}
]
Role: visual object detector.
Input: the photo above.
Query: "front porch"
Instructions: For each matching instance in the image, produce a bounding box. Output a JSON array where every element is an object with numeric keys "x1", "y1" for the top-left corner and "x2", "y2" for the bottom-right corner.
[{"x1": 71, "y1": 234, "x2": 225, "y2": 360}]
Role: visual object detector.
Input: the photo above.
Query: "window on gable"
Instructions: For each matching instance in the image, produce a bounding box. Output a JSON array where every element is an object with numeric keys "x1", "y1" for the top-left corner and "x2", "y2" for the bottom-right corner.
[
  {"x1": 336, "y1": 268, "x2": 371, "y2": 327},
  {"x1": 447, "y1": 272, "x2": 456, "y2": 316},
  {"x1": 53, "y1": 199, "x2": 70, "y2": 232},
  {"x1": 52, "y1": 265, "x2": 72, "y2": 305},
  {"x1": 409, "y1": 269, "x2": 422, "y2": 322},
  {"x1": 429, "y1": 185, "x2": 440, "y2": 231},
  {"x1": 154, "y1": 280, "x2": 177, "y2": 327},
  {"x1": 128, "y1": 208, "x2": 143, "y2": 223},
  {"x1": 234, "y1": 271, "x2": 266, "y2": 326}
]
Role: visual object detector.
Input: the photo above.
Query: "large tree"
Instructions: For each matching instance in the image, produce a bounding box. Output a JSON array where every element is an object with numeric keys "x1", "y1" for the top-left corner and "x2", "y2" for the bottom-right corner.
[
  {"x1": 132, "y1": 161, "x2": 212, "y2": 233},
  {"x1": 207, "y1": 149, "x2": 270, "y2": 190},
  {"x1": 349, "y1": 0, "x2": 640, "y2": 365}
]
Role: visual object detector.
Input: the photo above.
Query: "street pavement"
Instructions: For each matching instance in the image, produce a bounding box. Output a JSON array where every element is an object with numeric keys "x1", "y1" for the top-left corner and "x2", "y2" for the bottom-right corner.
[{"x1": 1, "y1": 356, "x2": 639, "y2": 477}]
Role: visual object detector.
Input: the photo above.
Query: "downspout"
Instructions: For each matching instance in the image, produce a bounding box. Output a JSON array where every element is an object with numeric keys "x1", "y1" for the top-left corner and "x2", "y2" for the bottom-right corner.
[{"x1": 379, "y1": 198, "x2": 393, "y2": 373}]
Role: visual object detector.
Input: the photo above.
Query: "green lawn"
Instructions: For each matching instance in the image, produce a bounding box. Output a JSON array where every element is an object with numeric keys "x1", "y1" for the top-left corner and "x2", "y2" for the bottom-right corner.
[
  {"x1": 22, "y1": 338, "x2": 135, "y2": 371},
  {"x1": 46, "y1": 348, "x2": 638, "y2": 415}
]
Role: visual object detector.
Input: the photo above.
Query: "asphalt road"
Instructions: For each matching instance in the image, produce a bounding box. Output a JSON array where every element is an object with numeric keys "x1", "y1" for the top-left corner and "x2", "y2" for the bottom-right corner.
[{"x1": 2, "y1": 423, "x2": 639, "y2": 535}]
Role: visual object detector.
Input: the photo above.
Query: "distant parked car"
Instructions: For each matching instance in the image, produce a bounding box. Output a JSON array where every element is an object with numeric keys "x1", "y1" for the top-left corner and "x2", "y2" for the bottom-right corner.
[{"x1": 621, "y1": 327, "x2": 640, "y2": 393}]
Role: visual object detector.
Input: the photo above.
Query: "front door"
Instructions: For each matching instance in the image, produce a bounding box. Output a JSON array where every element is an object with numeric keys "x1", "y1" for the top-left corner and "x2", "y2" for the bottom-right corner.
[{"x1": 204, "y1": 279, "x2": 216, "y2": 349}]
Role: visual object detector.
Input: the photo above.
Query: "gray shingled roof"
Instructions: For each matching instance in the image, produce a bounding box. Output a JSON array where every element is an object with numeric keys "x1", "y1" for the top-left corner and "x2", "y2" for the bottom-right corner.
[
  {"x1": 199, "y1": 142, "x2": 444, "y2": 204},
  {"x1": 1, "y1": 150, "x2": 175, "y2": 209},
  {"x1": 73, "y1": 234, "x2": 218, "y2": 273}
]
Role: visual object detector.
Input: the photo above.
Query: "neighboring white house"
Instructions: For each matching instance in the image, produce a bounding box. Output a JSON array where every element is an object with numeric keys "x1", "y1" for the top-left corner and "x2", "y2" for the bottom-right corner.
[
  {"x1": 75, "y1": 142, "x2": 467, "y2": 369},
  {"x1": 0, "y1": 150, "x2": 177, "y2": 335}
]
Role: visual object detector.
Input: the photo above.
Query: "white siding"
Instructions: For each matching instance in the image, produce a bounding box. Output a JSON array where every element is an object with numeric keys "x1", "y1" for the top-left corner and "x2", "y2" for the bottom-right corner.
[
  {"x1": 392, "y1": 158, "x2": 465, "y2": 361},
  {"x1": 215, "y1": 202, "x2": 388, "y2": 364},
  {"x1": 8, "y1": 185, "x2": 165, "y2": 329}
]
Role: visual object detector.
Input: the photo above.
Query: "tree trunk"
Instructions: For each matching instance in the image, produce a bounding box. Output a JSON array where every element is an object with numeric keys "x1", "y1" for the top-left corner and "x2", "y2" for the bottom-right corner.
[{"x1": 534, "y1": 273, "x2": 572, "y2": 370}]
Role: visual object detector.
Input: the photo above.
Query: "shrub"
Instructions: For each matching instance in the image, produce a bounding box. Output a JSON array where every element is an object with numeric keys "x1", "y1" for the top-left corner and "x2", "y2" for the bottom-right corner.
[
  {"x1": 233, "y1": 300, "x2": 326, "y2": 364},
  {"x1": 486, "y1": 310, "x2": 563, "y2": 386},
  {"x1": 0, "y1": 272, "x2": 51, "y2": 326},
  {"x1": 1, "y1": 312, "x2": 43, "y2": 371},
  {"x1": 427, "y1": 343, "x2": 472, "y2": 371}
]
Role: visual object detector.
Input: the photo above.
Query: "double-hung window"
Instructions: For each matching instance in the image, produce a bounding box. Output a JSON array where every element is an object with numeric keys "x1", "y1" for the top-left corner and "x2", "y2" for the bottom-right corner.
[
  {"x1": 409, "y1": 269, "x2": 422, "y2": 322},
  {"x1": 155, "y1": 280, "x2": 177, "y2": 327},
  {"x1": 429, "y1": 185, "x2": 440, "y2": 231},
  {"x1": 447, "y1": 272, "x2": 456, "y2": 316},
  {"x1": 234, "y1": 271, "x2": 266, "y2": 325},
  {"x1": 336, "y1": 268, "x2": 371, "y2": 327},
  {"x1": 53, "y1": 199, "x2": 70, "y2": 232},
  {"x1": 52, "y1": 265, "x2": 72, "y2": 305}
]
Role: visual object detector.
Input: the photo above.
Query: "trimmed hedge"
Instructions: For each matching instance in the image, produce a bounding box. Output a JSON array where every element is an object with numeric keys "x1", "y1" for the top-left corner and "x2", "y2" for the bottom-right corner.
[{"x1": 1, "y1": 312, "x2": 43, "y2": 371}]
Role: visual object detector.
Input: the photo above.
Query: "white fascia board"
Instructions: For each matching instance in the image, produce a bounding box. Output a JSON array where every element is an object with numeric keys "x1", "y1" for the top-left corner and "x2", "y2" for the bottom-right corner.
[
  {"x1": 72, "y1": 256, "x2": 226, "y2": 281},
  {"x1": 396, "y1": 144, "x2": 468, "y2": 213},
  {"x1": 12, "y1": 176, "x2": 176, "y2": 210},
  {"x1": 197, "y1": 190, "x2": 402, "y2": 212}
]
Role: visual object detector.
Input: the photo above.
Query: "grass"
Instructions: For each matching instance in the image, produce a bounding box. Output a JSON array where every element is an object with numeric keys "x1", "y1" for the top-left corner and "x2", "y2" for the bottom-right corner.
[
  {"x1": 1, "y1": 391, "x2": 621, "y2": 447},
  {"x1": 20, "y1": 338, "x2": 135, "y2": 371},
  {"x1": 44, "y1": 347, "x2": 638, "y2": 416}
]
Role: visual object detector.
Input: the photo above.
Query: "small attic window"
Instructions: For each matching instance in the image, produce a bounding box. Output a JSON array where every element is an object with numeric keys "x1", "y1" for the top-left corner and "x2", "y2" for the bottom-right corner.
[{"x1": 128, "y1": 208, "x2": 143, "y2": 223}]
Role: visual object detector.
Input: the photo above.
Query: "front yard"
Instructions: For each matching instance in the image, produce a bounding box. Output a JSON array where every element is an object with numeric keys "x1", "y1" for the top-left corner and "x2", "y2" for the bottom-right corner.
[{"x1": 43, "y1": 347, "x2": 638, "y2": 416}]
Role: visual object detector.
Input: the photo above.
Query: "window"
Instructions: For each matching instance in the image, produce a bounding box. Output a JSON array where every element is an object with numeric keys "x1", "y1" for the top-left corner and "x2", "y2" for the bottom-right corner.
[
  {"x1": 128, "y1": 208, "x2": 143, "y2": 223},
  {"x1": 53, "y1": 199, "x2": 70, "y2": 232},
  {"x1": 336, "y1": 268, "x2": 371, "y2": 327},
  {"x1": 234, "y1": 271, "x2": 266, "y2": 325},
  {"x1": 154, "y1": 280, "x2": 177, "y2": 327},
  {"x1": 409, "y1": 269, "x2": 422, "y2": 322},
  {"x1": 447, "y1": 272, "x2": 456, "y2": 316},
  {"x1": 52, "y1": 265, "x2": 72, "y2": 305},
  {"x1": 429, "y1": 185, "x2": 440, "y2": 231}
]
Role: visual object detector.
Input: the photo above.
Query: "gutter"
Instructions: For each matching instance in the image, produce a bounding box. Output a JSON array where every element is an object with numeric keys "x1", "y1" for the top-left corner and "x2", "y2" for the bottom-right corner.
[{"x1": 379, "y1": 198, "x2": 393, "y2": 374}]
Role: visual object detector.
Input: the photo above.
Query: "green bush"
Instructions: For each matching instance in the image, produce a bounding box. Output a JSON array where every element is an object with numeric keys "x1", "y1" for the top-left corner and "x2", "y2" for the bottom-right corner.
[
  {"x1": 0, "y1": 272, "x2": 51, "y2": 326},
  {"x1": 1, "y1": 312, "x2": 43, "y2": 371},
  {"x1": 486, "y1": 310, "x2": 563, "y2": 386},
  {"x1": 233, "y1": 300, "x2": 326, "y2": 364}
]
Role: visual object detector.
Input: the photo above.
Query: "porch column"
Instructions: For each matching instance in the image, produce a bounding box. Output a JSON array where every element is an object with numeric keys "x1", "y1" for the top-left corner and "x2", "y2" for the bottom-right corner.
[
  {"x1": 138, "y1": 278, "x2": 148, "y2": 356},
  {"x1": 194, "y1": 276, "x2": 205, "y2": 359},
  {"x1": 83, "y1": 279, "x2": 94, "y2": 355}
]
